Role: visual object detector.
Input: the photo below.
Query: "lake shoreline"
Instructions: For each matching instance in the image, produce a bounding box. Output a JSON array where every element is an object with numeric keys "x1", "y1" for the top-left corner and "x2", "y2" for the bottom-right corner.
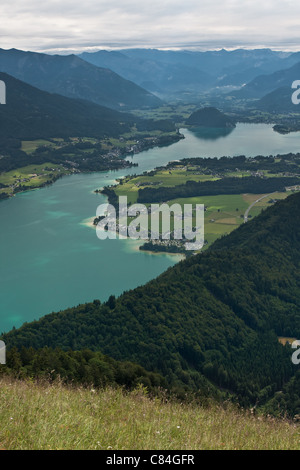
[
  {"x1": 2, "y1": 123, "x2": 300, "y2": 331},
  {"x1": 80, "y1": 216, "x2": 186, "y2": 259},
  {"x1": 0, "y1": 132, "x2": 184, "y2": 204}
]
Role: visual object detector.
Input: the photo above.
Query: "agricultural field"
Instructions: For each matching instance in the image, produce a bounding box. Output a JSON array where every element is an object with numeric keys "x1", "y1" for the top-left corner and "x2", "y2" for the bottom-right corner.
[
  {"x1": 0, "y1": 163, "x2": 71, "y2": 196},
  {"x1": 114, "y1": 167, "x2": 221, "y2": 204},
  {"x1": 21, "y1": 139, "x2": 62, "y2": 154},
  {"x1": 104, "y1": 163, "x2": 294, "y2": 250},
  {"x1": 170, "y1": 192, "x2": 290, "y2": 247}
]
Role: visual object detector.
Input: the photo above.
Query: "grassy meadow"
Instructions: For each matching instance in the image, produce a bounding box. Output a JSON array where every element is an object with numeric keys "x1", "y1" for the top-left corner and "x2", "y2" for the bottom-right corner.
[
  {"x1": 0, "y1": 377, "x2": 299, "y2": 450},
  {"x1": 0, "y1": 163, "x2": 71, "y2": 197},
  {"x1": 110, "y1": 167, "x2": 292, "y2": 247}
]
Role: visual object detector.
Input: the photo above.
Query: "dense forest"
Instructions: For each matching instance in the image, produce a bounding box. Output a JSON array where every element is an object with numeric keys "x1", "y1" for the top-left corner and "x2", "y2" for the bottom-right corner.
[
  {"x1": 0, "y1": 347, "x2": 166, "y2": 393},
  {"x1": 137, "y1": 176, "x2": 299, "y2": 203},
  {"x1": 175, "y1": 153, "x2": 300, "y2": 174},
  {"x1": 2, "y1": 192, "x2": 300, "y2": 416},
  {"x1": 263, "y1": 370, "x2": 300, "y2": 418}
]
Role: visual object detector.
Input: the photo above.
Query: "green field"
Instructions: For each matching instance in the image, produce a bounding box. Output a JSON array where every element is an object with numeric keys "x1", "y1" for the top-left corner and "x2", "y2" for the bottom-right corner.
[
  {"x1": 106, "y1": 165, "x2": 293, "y2": 248},
  {"x1": 170, "y1": 192, "x2": 290, "y2": 246},
  {"x1": 114, "y1": 168, "x2": 220, "y2": 205},
  {"x1": 0, "y1": 163, "x2": 71, "y2": 196},
  {"x1": 21, "y1": 140, "x2": 59, "y2": 154}
]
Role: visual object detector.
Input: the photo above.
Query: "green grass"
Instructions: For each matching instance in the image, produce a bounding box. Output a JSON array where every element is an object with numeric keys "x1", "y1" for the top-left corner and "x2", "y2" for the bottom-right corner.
[
  {"x1": 21, "y1": 140, "x2": 58, "y2": 154},
  {"x1": 0, "y1": 377, "x2": 298, "y2": 450},
  {"x1": 114, "y1": 169, "x2": 220, "y2": 205},
  {"x1": 169, "y1": 194, "x2": 248, "y2": 246},
  {"x1": 170, "y1": 192, "x2": 292, "y2": 247},
  {"x1": 0, "y1": 163, "x2": 71, "y2": 194},
  {"x1": 111, "y1": 166, "x2": 293, "y2": 248}
]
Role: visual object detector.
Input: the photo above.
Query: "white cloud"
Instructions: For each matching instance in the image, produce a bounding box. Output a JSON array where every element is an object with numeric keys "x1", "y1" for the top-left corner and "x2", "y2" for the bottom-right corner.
[{"x1": 0, "y1": 0, "x2": 300, "y2": 52}]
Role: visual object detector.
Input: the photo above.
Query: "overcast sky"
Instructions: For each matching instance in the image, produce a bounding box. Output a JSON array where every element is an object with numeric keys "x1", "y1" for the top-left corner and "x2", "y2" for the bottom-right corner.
[{"x1": 1, "y1": 0, "x2": 300, "y2": 53}]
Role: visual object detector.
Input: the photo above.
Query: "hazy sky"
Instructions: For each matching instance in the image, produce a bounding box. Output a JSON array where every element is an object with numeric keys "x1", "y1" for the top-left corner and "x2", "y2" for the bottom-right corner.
[{"x1": 1, "y1": 0, "x2": 300, "y2": 53}]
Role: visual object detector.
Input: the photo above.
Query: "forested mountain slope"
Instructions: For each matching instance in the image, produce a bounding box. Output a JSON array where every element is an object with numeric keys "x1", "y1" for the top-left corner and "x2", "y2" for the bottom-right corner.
[
  {"x1": 3, "y1": 193, "x2": 300, "y2": 408},
  {"x1": 0, "y1": 72, "x2": 134, "y2": 140}
]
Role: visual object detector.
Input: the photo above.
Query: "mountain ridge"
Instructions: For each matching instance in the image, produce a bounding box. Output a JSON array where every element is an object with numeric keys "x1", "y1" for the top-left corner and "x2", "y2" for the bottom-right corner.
[
  {"x1": 0, "y1": 71, "x2": 135, "y2": 140},
  {"x1": 0, "y1": 48, "x2": 162, "y2": 110},
  {"x1": 229, "y1": 61, "x2": 300, "y2": 99},
  {"x1": 79, "y1": 48, "x2": 300, "y2": 96}
]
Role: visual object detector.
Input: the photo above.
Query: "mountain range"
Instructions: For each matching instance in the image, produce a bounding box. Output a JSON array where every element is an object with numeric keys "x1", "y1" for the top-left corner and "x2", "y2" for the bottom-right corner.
[
  {"x1": 0, "y1": 48, "x2": 162, "y2": 110},
  {"x1": 79, "y1": 49, "x2": 212, "y2": 95},
  {"x1": 2, "y1": 47, "x2": 300, "y2": 108},
  {"x1": 79, "y1": 48, "x2": 300, "y2": 97}
]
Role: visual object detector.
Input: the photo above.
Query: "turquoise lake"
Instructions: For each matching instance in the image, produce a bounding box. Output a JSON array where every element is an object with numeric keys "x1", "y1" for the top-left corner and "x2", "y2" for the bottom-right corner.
[{"x1": 0, "y1": 123, "x2": 300, "y2": 332}]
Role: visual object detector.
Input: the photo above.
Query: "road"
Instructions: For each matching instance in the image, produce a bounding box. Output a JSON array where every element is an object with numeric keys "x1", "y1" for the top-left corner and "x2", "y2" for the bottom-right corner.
[{"x1": 244, "y1": 193, "x2": 277, "y2": 223}]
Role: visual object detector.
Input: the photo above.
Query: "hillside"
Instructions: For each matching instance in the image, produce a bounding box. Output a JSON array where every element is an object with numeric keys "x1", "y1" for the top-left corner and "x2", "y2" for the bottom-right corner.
[
  {"x1": 186, "y1": 107, "x2": 236, "y2": 128},
  {"x1": 3, "y1": 192, "x2": 300, "y2": 414},
  {"x1": 254, "y1": 86, "x2": 298, "y2": 113},
  {"x1": 0, "y1": 48, "x2": 162, "y2": 110},
  {"x1": 230, "y1": 61, "x2": 300, "y2": 99},
  {"x1": 0, "y1": 72, "x2": 135, "y2": 140},
  {"x1": 0, "y1": 377, "x2": 298, "y2": 450}
]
